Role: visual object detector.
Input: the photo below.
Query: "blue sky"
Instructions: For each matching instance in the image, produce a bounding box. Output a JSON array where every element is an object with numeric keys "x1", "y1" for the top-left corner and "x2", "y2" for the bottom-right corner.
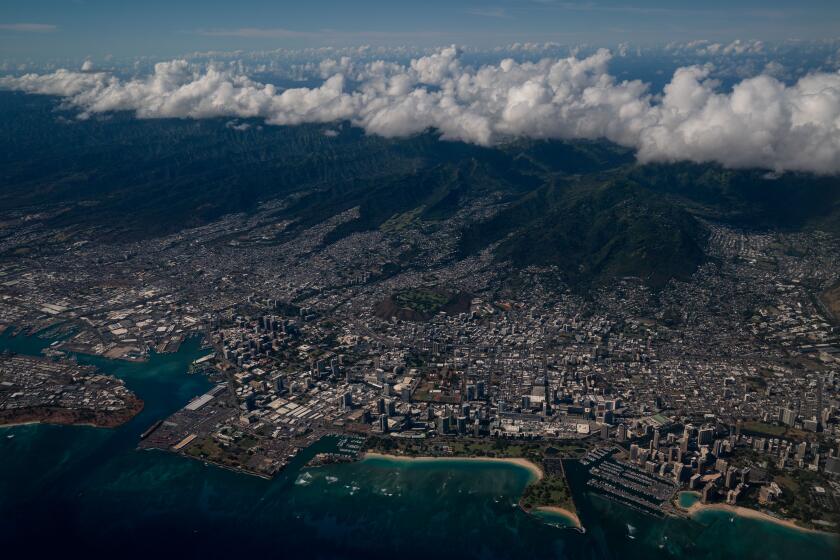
[{"x1": 1, "y1": 0, "x2": 838, "y2": 59}]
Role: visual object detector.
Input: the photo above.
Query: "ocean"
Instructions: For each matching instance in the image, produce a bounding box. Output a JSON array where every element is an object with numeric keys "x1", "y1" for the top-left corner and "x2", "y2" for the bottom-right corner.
[{"x1": 0, "y1": 331, "x2": 836, "y2": 559}]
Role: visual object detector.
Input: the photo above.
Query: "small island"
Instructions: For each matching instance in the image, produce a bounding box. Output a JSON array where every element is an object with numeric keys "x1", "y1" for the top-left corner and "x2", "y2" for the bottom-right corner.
[{"x1": 0, "y1": 352, "x2": 143, "y2": 428}]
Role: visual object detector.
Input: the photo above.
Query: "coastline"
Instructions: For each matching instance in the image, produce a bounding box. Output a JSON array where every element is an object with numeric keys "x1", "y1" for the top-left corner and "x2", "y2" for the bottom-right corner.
[
  {"x1": 0, "y1": 419, "x2": 106, "y2": 429},
  {"x1": 0, "y1": 400, "x2": 144, "y2": 429},
  {"x1": 686, "y1": 500, "x2": 835, "y2": 536},
  {"x1": 0, "y1": 419, "x2": 42, "y2": 428},
  {"x1": 533, "y1": 505, "x2": 583, "y2": 529},
  {"x1": 362, "y1": 451, "x2": 544, "y2": 481},
  {"x1": 362, "y1": 451, "x2": 583, "y2": 530}
]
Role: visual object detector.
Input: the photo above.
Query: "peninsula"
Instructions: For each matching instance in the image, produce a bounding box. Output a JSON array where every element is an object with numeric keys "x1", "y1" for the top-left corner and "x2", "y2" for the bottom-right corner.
[{"x1": 0, "y1": 353, "x2": 143, "y2": 428}]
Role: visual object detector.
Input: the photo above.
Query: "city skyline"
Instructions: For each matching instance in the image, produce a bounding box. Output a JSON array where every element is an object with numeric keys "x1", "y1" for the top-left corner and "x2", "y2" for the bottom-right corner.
[{"x1": 1, "y1": 2, "x2": 839, "y2": 557}]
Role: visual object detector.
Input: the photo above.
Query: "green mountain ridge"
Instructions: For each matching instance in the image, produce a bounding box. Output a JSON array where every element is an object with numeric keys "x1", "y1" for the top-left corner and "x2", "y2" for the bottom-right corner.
[
  {"x1": 1, "y1": 91, "x2": 839, "y2": 290},
  {"x1": 459, "y1": 176, "x2": 708, "y2": 288}
]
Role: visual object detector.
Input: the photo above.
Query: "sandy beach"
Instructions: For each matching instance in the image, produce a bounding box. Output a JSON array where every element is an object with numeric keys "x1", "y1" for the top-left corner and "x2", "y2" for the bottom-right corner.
[
  {"x1": 686, "y1": 501, "x2": 831, "y2": 535},
  {"x1": 534, "y1": 506, "x2": 583, "y2": 529},
  {"x1": 0, "y1": 419, "x2": 112, "y2": 429},
  {"x1": 363, "y1": 452, "x2": 544, "y2": 481},
  {"x1": 362, "y1": 452, "x2": 588, "y2": 530},
  {"x1": 0, "y1": 420, "x2": 40, "y2": 428}
]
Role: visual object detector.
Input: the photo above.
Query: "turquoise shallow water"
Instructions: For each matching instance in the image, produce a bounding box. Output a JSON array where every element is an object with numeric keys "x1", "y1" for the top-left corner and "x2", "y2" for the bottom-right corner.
[
  {"x1": 677, "y1": 491, "x2": 700, "y2": 509},
  {"x1": 0, "y1": 331, "x2": 837, "y2": 559}
]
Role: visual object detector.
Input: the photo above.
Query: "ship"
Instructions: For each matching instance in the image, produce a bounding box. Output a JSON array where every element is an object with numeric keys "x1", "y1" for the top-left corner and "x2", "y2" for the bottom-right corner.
[{"x1": 140, "y1": 420, "x2": 163, "y2": 439}]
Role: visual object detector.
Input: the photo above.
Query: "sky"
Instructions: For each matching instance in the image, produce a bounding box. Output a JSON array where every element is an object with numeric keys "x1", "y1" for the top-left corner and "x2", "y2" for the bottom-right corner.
[{"x1": 1, "y1": 0, "x2": 839, "y2": 60}]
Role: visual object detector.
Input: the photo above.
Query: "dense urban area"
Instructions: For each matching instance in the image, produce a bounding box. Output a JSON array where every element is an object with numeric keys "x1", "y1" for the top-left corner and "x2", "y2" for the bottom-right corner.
[{"x1": 1, "y1": 190, "x2": 839, "y2": 532}]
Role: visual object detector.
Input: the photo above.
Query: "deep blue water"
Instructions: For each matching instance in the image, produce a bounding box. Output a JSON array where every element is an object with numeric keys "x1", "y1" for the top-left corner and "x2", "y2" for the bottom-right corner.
[{"x1": 0, "y1": 331, "x2": 836, "y2": 559}]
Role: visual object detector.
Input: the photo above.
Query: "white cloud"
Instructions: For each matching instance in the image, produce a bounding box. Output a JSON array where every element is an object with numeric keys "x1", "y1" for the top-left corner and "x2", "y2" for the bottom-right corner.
[
  {"x1": 225, "y1": 120, "x2": 251, "y2": 131},
  {"x1": 464, "y1": 7, "x2": 511, "y2": 19},
  {"x1": 636, "y1": 67, "x2": 840, "y2": 174},
  {"x1": 2, "y1": 48, "x2": 840, "y2": 174},
  {"x1": 2, "y1": 68, "x2": 109, "y2": 97},
  {"x1": 81, "y1": 59, "x2": 94, "y2": 72},
  {"x1": 195, "y1": 27, "x2": 316, "y2": 39},
  {"x1": 0, "y1": 23, "x2": 57, "y2": 33}
]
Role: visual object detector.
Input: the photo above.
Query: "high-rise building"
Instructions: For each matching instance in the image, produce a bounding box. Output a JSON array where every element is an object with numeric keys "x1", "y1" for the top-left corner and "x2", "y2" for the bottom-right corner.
[
  {"x1": 476, "y1": 381, "x2": 486, "y2": 400},
  {"x1": 781, "y1": 407, "x2": 797, "y2": 427},
  {"x1": 379, "y1": 414, "x2": 389, "y2": 433},
  {"x1": 673, "y1": 462, "x2": 684, "y2": 482},
  {"x1": 698, "y1": 426, "x2": 714, "y2": 446},
  {"x1": 817, "y1": 376, "x2": 824, "y2": 425},
  {"x1": 826, "y1": 456, "x2": 840, "y2": 475},
  {"x1": 796, "y1": 441, "x2": 808, "y2": 462},
  {"x1": 437, "y1": 415, "x2": 450, "y2": 435},
  {"x1": 725, "y1": 467, "x2": 737, "y2": 489},
  {"x1": 701, "y1": 483, "x2": 715, "y2": 504},
  {"x1": 457, "y1": 415, "x2": 467, "y2": 434},
  {"x1": 699, "y1": 427, "x2": 714, "y2": 446},
  {"x1": 741, "y1": 467, "x2": 750, "y2": 484},
  {"x1": 681, "y1": 424, "x2": 693, "y2": 453}
]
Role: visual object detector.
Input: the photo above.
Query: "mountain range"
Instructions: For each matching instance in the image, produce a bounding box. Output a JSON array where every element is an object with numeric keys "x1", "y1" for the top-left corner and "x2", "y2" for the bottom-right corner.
[{"x1": 2, "y1": 90, "x2": 839, "y2": 289}]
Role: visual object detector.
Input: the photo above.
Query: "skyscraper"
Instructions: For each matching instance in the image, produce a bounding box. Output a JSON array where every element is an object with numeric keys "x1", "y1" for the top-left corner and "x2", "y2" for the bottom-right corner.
[
  {"x1": 781, "y1": 407, "x2": 797, "y2": 427},
  {"x1": 617, "y1": 423, "x2": 627, "y2": 442}
]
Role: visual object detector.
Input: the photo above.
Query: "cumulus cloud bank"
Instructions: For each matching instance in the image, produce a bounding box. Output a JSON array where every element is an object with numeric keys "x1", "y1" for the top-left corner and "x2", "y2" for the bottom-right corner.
[{"x1": 2, "y1": 47, "x2": 840, "y2": 174}]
